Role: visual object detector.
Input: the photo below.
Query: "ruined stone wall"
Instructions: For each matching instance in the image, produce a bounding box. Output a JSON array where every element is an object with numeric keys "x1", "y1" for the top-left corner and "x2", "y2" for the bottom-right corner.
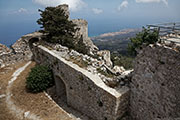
[
  {"x1": 32, "y1": 44, "x2": 130, "y2": 120},
  {"x1": 72, "y1": 19, "x2": 98, "y2": 53},
  {"x1": 72, "y1": 19, "x2": 88, "y2": 40},
  {"x1": 57, "y1": 5, "x2": 98, "y2": 54},
  {"x1": 130, "y1": 44, "x2": 180, "y2": 120},
  {"x1": 0, "y1": 32, "x2": 42, "y2": 68}
]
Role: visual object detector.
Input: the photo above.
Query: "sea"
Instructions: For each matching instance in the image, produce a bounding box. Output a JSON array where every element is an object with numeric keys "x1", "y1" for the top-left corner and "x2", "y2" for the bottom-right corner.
[{"x1": 0, "y1": 20, "x2": 142, "y2": 47}]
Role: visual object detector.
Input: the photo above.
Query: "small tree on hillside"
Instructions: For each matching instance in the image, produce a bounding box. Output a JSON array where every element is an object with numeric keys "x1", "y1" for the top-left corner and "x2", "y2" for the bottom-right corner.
[
  {"x1": 128, "y1": 27, "x2": 158, "y2": 56},
  {"x1": 37, "y1": 7, "x2": 78, "y2": 49}
]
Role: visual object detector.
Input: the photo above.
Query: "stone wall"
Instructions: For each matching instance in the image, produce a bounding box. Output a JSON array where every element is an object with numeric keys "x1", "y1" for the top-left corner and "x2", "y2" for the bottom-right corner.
[
  {"x1": 130, "y1": 44, "x2": 180, "y2": 120},
  {"x1": 32, "y1": 43, "x2": 130, "y2": 120},
  {"x1": 72, "y1": 19, "x2": 98, "y2": 54},
  {"x1": 0, "y1": 32, "x2": 42, "y2": 68},
  {"x1": 56, "y1": 4, "x2": 98, "y2": 54}
]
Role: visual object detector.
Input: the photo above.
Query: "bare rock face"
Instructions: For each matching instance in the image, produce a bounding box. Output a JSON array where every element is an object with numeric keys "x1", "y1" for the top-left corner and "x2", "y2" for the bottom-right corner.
[
  {"x1": 56, "y1": 4, "x2": 70, "y2": 19},
  {"x1": 97, "y1": 50, "x2": 113, "y2": 67},
  {"x1": 130, "y1": 43, "x2": 180, "y2": 120},
  {"x1": 113, "y1": 66, "x2": 125, "y2": 75}
]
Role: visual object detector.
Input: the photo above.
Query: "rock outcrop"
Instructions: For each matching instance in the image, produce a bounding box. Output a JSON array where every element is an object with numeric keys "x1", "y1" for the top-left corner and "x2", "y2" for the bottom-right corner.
[
  {"x1": 97, "y1": 50, "x2": 113, "y2": 68},
  {"x1": 56, "y1": 4, "x2": 70, "y2": 19}
]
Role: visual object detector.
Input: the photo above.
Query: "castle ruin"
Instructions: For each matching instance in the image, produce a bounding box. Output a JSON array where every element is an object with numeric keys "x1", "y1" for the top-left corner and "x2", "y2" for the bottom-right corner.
[{"x1": 0, "y1": 4, "x2": 180, "y2": 120}]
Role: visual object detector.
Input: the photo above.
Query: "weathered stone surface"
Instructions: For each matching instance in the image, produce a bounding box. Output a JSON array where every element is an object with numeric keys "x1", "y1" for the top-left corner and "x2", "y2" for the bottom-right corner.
[
  {"x1": 97, "y1": 50, "x2": 113, "y2": 68},
  {"x1": 130, "y1": 43, "x2": 180, "y2": 120},
  {"x1": 0, "y1": 44, "x2": 11, "y2": 55},
  {"x1": 0, "y1": 32, "x2": 42, "y2": 68},
  {"x1": 113, "y1": 66, "x2": 125, "y2": 75},
  {"x1": 32, "y1": 43, "x2": 130, "y2": 120},
  {"x1": 39, "y1": 41, "x2": 131, "y2": 88},
  {"x1": 72, "y1": 19, "x2": 99, "y2": 54},
  {"x1": 57, "y1": 4, "x2": 70, "y2": 18}
]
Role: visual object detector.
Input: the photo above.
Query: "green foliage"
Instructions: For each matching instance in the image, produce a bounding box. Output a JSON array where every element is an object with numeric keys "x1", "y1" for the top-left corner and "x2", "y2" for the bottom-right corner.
[
  {"x1": 128, "y1": 27, "x2": 158, "y2": 56},
  {"x1": 69, "y1": 56, "x2": 88, "y2": 68},
  {"x1": 26, "y1": 65, "x2": 54, "y2": 93},
  {"x1": 37, "y1": 7, "x2": 78, "y2": 49},
  {"x1": 111, "y1": 53, "x2": 134, "y2": 69},
  {"x1": 96, "y1": 68, "x2": 114, "y2": 78},
  {"x1": 37, "y1": 7, "x2": 89, "y2": 54}
]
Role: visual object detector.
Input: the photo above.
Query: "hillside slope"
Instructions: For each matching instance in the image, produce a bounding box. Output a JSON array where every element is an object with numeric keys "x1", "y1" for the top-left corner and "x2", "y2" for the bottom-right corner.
[{"x1": 91, "y1": 28, "x2": 141, "y2": 55}]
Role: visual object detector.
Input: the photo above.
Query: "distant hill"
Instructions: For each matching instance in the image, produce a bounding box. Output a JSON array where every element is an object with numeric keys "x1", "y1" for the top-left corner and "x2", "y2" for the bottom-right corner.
[{"x1": 91, "y1": 28, "x2": 141, "y2": 55}]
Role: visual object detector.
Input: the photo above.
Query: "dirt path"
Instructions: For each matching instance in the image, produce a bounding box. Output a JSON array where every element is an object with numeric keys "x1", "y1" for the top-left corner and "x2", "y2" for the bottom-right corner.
[
  {"x1": 0, "y1": 61, "x2": 74, "y2": 120},
  {"x1": 0, "y1": 62, "x2": 23, "y2": 120}
]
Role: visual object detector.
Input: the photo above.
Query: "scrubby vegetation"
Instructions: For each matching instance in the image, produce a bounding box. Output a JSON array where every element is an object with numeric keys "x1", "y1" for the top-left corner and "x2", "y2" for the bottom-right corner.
[
  {"x1": 26, "y1": 65, "x2": 54, "y2": 93},
  {"x1": 74, "y1": 36, "x2": 89, "y2": 54},
  {"x1": 37, "y1": 6, "x2": 89, "y2": 54},
  {"x1": 96, "y1": 68, "x2": 114, "y2": 78},
  {"x1": 109, "y1": 27, "x2": 158, "y2": 69},
  {"x1": 68, "y1": 56, "x2": 88, "y2": 68},
  {"x1": 128, "y1": 27, "x2": 158, "y2": 56},
  {"x1": 111, "y1": 53, "x2": 134, "y2": 69}
]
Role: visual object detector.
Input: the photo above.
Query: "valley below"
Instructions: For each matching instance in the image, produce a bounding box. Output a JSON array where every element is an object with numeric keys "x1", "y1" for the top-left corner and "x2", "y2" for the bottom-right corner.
[{"x1": 91, "y1": 28, "x2": 141, "y2": 55}]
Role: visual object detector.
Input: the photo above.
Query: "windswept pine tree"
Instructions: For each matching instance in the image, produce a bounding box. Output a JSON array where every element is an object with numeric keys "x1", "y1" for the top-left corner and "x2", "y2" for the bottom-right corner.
[
  {"x1": 37, "y1": 6, "x2": 89, "y2": 54},
  {"x1": 37, "y1": 6, "x2": 78, "y2": 49}
]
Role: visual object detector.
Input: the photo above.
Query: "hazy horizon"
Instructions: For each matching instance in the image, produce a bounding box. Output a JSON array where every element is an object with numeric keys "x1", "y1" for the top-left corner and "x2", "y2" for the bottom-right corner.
[{"x1": 0, "y1": 0, "x2": 180, "y2": 46}]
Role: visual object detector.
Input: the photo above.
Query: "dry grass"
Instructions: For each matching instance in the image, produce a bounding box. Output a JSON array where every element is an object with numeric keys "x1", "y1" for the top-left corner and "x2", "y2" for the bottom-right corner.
[
  {"x1": 0, "y1": 61, "x2": 73, "y2": 120},
  {"x1": 0, "y1": 61, "x2": 28, "y2": 120},
  {"x1": 68, "y1": 56, "x2": 88, "y2": 68}
]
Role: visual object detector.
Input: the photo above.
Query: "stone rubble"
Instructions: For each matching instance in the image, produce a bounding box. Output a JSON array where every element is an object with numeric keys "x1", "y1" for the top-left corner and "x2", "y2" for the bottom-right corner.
[
  {"x1": 97, "y1": 50, "x2": 113, "y2": 67},
  {"x1": 40, "y1": 41, "x2": 132, "y2": 88}
]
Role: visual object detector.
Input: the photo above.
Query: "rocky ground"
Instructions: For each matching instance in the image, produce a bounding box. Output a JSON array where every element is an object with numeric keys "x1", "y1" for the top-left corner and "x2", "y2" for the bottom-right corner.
[{"x1": 0, "y1": 61, "x2": 91, "y2": 120}]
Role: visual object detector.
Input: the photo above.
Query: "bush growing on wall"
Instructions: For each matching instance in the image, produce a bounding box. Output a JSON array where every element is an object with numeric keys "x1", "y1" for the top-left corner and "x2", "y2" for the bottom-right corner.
[{"x1": 26, "y1": 65, "x2": 54, "y2": 93}]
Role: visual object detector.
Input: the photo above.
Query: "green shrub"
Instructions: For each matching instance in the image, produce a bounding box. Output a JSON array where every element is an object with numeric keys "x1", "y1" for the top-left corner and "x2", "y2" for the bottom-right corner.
[
  {"x1": 96, "y1": 68, "x2": 114, "y2": 78},
  {"x1": 37, "y1": 7, "x2": 78, "y2": 47},
  {"x1": 111, "y1": 53, "x2": 134, "y2": 69},
  {"x1": 26, "y1": 65, "x2": 54, "y2": 93},
  {"x1": 128, "y1": 27, "x2": 158, "y2": 56}
]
